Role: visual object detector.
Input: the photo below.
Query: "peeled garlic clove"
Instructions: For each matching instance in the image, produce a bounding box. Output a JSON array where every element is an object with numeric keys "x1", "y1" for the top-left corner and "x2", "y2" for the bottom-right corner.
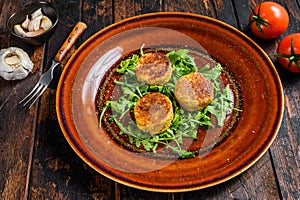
[
  {"x1": 31, "y1": 8, "x2": 42, "y2": 19},
  {"x1": 14, "y1": 24, "x2": 26, "y2": 36},
  {"x1": 0, "y1": 47, "x2": 34, "y2": 80},
  {"x1": 21, "y1": 15, "x2": 30, "y2": 29},
  {"x1": 28, "y1": 14, "x2": 43, "y2": 32},
  {"x1": 40, "y1": 16, "x2": 52, "y2": 31},
  {"x1": 24, "y1": 28, "x2": 45, "y2": 37}
]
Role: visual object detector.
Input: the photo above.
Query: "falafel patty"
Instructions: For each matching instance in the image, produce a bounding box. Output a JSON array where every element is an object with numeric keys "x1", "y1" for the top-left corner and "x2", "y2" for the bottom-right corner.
[
  {"x1": 174, "y1": 72, "x2": 214, "y2": 111},
  {"x1": 134, "y1": 92, "x2": 174, "y2": 135},
  {"x1": 136, "y1": 52, "x2": 172, "y2": 85}
]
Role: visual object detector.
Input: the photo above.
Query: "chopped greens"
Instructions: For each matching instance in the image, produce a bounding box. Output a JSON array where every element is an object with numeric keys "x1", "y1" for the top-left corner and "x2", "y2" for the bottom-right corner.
[{"x1": 99, "y1": 49, "x2": 235, "y2": 158}]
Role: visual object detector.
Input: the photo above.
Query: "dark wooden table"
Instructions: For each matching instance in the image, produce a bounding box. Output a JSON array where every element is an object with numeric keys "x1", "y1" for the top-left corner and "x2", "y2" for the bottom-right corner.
[{"x1": 1, "y1": 0, "x2": 299, "y2": 199}]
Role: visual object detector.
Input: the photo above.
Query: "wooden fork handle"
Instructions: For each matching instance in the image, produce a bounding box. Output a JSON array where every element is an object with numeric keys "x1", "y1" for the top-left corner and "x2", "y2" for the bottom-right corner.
[{"x1": 54, "y1": 22, "x2": 87, "y2": 62}]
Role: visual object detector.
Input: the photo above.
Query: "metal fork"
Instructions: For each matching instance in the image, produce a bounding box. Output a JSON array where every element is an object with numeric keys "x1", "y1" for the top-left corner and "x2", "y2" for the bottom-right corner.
[
  {"x1": 19, "y1": 22, "x2": 87, "y2": 108},
  {"x1": 19, "y1": 60, "x2": 59, "y2": 108}
]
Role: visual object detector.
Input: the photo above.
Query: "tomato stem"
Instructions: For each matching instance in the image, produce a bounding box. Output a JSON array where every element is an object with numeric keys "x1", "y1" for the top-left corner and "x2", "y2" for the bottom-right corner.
[
  {"x1": 274, "y1": 35, "x2": 300, "y2": 70},
  {"x1": 250, "y1": 4, "x2": 270, "y2": 33}
]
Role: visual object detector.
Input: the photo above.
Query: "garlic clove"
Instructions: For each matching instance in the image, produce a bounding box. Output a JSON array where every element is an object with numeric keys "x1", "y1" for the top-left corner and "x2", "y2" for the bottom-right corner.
[
  {"x1": 0, "y1": 47, "x2": 34, "y2": 80},
  {"x1": 21, "y1": 15, "x2": 30, "y2": 30},
  {"x1": 31, "y1": 8, "x2": 42, "y2": 19},
  {"x1": 40, "y1": 16, "x2": 53, "y2": 31},
  {"x1": 24, "y1": 28, "x2": 45, "y2": 37},
  {"x1": 13, "y1": 8, "x2": 53, "y2": 38},
  {"x1": 4, "y1": 54, "x2": 21, "y2": 65},
  {"x1": 28, "y1": 15, "x2": 43, "y2": 32},
  {"x1": 14, "y1": 24, "x2": 26, "y2": 36}
]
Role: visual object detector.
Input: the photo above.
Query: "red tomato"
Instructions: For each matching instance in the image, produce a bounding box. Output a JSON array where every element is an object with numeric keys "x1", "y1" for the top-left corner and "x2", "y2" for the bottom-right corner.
[
  {"x1": 276, "y1": 33, "x2": 300, "y2": 73},
  {"x1": 249, "y1": 2, "x2": 289, "y2": 39}
]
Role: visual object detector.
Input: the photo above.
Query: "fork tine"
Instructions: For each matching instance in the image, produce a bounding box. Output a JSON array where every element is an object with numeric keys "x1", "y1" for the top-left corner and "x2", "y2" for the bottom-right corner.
[
  {"x1": 21, "y1": 84, "x2": 44, "y2": 107},
  {"x1": 28, "y1": 85, "x2": 48, "y2": 109},
  {"x1": 19, "y1": 83, "x2": 40, "y2": 104}
]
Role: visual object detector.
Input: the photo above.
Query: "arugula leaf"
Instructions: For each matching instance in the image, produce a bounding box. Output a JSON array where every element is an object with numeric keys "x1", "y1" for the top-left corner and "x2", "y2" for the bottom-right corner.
[
  {"x1": 165, "y1": 145, "x2": 195, "y2": 158},
  {"x1": 199, "y1": 63, "x2": 234, "y2": 127},
  {"x1": 206, "y1": 84, "x2": 232, "y2": 126},
  {"x1": 98, "y1": 101, "x2": 111, "y2": 128},
  {"x1": 167, "y1": 49, "x2": 197, "y2": 78},
  {"x1": 110, "y1": 97, "x2": 130, "y2": 114},
  {"x1": 199, "y1": 63, "x2": 222, "y2": 80},
  {"x1": 117, "y1": 54, "x2": 139, "y2": 74}
]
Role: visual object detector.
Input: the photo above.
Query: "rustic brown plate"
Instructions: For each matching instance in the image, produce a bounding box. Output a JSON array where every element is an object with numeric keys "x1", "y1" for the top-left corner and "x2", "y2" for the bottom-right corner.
[{"x1": 56, "y1": 12, "x2": 284, "y2": 192}]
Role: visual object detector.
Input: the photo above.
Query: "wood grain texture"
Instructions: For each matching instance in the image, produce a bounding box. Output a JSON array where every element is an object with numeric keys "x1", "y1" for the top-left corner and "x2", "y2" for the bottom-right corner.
[
  {"x1": 0, "y1": 1, "x2": 45, "y2": 199},
  {"x1": 29, "y1": 89, "x2": 115, "y2": 199},
  {"x1": 0, "y1": 0, "x2": 299, "y2": 199},
  {"x1": 213, "y1": 0, "x2": 238, "y2": 27},
  {"x1": 260, "y1": 1, "x2": 300, "y2": 200},
  {"x1": 270, "y1": 73, "x2": 300, "y2": 200},
  {"x1": 82, "y1": 0, "x2": 113, "y2": 40},
  {"x1": 114, "y1": 0, "x2": 163, "y2": 21},
  {"x1": 27, "y1": 0, "x2": 116, "y2": 199},
  {"x1": 0, "y1": 46, "x2": 44, "y2": 199}
]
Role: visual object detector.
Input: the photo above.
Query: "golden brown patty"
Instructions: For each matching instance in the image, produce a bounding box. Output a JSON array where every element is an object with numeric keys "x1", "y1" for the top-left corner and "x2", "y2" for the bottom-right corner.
[
  {"x1": 174, "y1": 72, "x2": 214, "y2": 111},
  {"x1": 134, "y1": 92, "x2": 174, "y2": 135},
  {"x1": 136, "y1": 52, "x2": 172, "y2": 85}
]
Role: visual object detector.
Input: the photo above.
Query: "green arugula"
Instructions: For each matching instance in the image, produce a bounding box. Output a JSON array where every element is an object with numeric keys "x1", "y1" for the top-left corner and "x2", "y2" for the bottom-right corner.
[
  {"x1": 116, "y1": 54, "x2": 139, "y2": 75},
  {"x1": 99, "y1": 49, "x2": 235, "y2": 158},
  {"x1": 167, "y1": 49, "x2": 197, "y2": 79}
]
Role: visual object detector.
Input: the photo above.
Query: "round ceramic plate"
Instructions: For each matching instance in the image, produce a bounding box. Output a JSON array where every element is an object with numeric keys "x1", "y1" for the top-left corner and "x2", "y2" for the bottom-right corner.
[{"x1": 56, "y1": 12, "x2": 284, "y2": 192}]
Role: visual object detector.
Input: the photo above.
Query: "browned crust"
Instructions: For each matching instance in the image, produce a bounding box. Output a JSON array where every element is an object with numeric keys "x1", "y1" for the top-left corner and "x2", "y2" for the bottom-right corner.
[
  {"x1": 174, "y1": 72, "x2": 214, "y2": 111},
  {"x1": 136, "y1": 52, "x2": 172, "y2": 85},
  {"x1": 134, "y1": 92, "x2": 173, "y2": 135}
]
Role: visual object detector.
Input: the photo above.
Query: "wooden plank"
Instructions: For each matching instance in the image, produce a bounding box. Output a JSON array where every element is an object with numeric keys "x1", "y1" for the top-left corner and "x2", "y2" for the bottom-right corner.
[
  {"x1": 114, "y1": 0, "x2": 163, "y2": 21},
  {"x1": 231, "y1": 0, "x2": 254, "y2": 32},
  {"x1": 213, "y1": 0, "x2": 238, "y2": 27},
  {"x1": 81, "y1": 0, "x2": 114, "y2": 43},
  {"x1": 163, "y1": 0, "x2": 215, "y2": 17},
  {"x1": 244, "y1": 0, "x2": 300, "y2": 199},
  {"x1": 181, "y1": 153, "x2": 279, "y2": 199},
  {"x1": 162, "y1": 0, "x2": 238, "y2": 31},
  {"x1": 29, "y1": 89, "x2": 116, "y2": 200},
  {"x1": 27, "y1": 0, "x2": 117, "y2": 199},
  {"x1": 9, "y1": 0, "x2": 296, "y2": 199},
  {"x1": 0, "y1": 70, "x2": 39, "y2": 200},
  {"x1": 0, "y1": 1, "x2": 44, "y2": 199},
  {"x1": 269, "y1": 2, "x2": 300, "y2": 195},
  {"x1": 271, "y1": 108, "x2": 300, "y2": 200},
  {"x1": 117, "y1": 184, "x2": 174, "y2": 200},
  {"x1": 0, "y1": 0, "x2": 10, "y2": 48},
  {"x1": 283, "y1": 0, "x2": 300, "y2": 33}
]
